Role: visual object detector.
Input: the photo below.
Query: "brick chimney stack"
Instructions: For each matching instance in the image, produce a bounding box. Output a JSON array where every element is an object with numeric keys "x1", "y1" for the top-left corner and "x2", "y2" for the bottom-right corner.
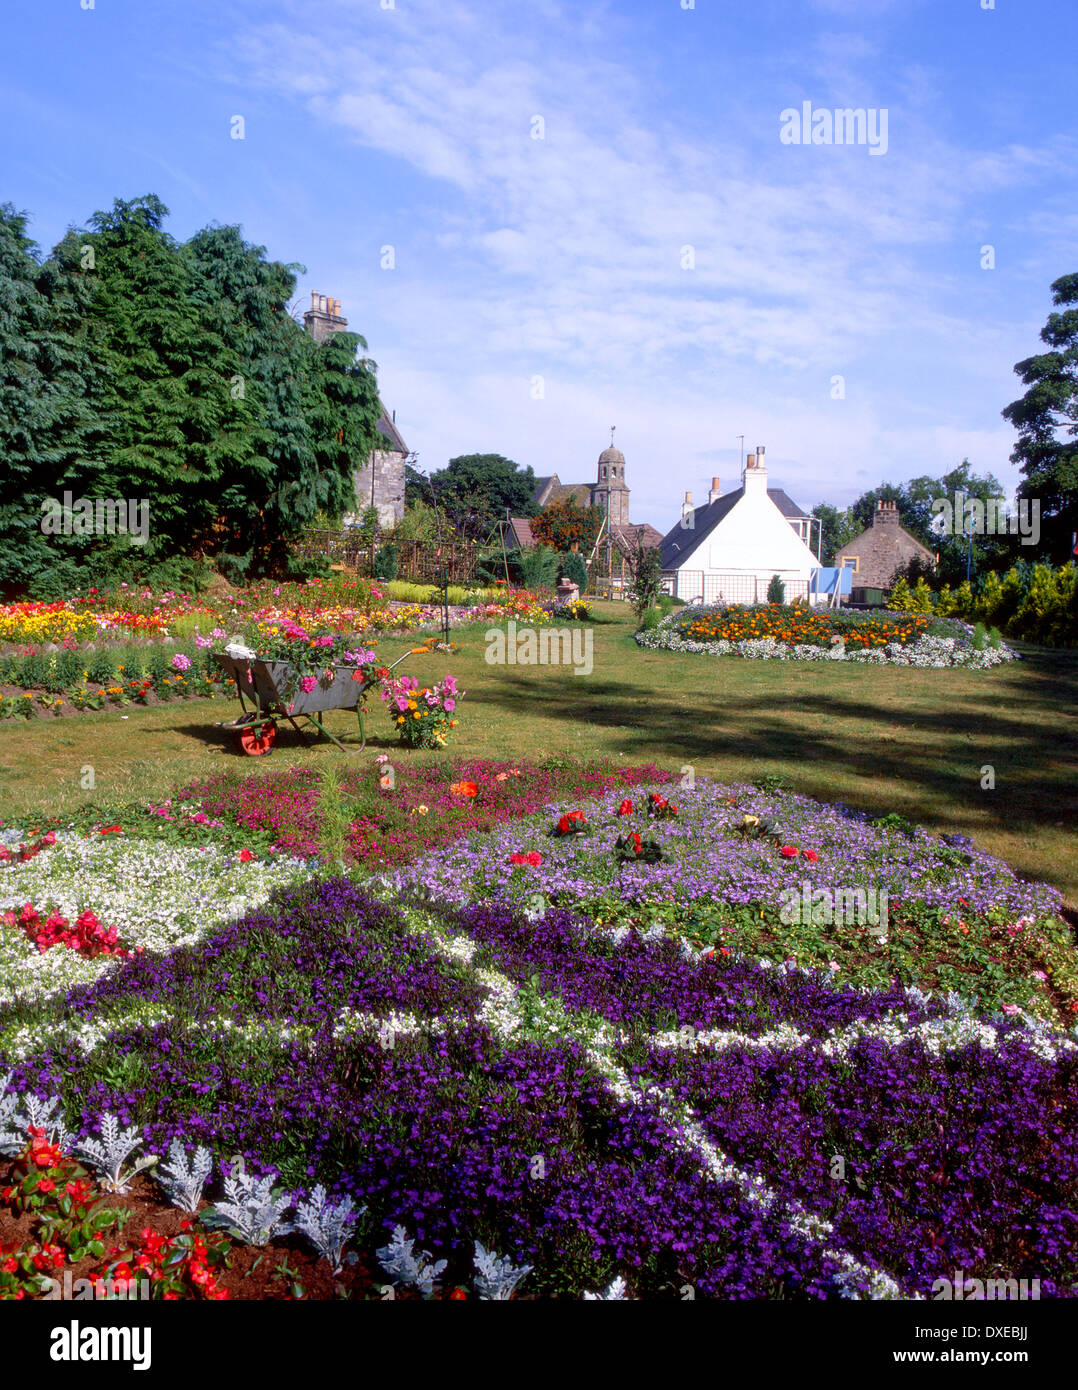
[{"x1": 874, "y1": 499, "x2": 900, "y2": 526}]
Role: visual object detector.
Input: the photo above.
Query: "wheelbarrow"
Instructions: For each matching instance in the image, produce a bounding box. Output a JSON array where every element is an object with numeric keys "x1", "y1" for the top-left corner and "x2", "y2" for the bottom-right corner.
[{"x1": 212, "y1": 650, "x2": 413, "y2": 756}]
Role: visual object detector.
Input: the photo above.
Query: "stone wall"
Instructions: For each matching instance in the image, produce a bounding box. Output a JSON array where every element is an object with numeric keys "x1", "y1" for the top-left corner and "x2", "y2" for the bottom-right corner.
[{"x1": 349, "y1": 449, "x2": 406, "y2": 528}]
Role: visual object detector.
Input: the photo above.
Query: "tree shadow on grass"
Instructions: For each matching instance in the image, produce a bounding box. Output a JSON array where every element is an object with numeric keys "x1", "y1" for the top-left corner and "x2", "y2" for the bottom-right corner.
[{"x1": 468, "y1": 665, "x2": 1078, "y2": 845}]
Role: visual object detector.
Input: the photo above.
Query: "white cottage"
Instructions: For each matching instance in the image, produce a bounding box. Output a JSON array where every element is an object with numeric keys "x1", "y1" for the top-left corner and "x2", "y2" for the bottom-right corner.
[{"x1": 658, "y1": 448, "x2": 821, "y2": 604}]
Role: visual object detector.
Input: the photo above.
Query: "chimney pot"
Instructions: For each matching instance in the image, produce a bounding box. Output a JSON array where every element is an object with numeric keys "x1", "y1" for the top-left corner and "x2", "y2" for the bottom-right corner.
[
  {"x1": 746, "y1": 453, "x2": 756, "y2": 469},
  {"x1": 684, "y1": 491, "x2": 692, "y2": 504},
  {"x1": 311, "y1": 292, "x2": 318, "y2": 309}
]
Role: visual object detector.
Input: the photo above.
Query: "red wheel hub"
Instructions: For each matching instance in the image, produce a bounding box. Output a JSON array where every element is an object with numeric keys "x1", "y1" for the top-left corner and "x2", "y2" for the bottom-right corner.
[{"x1": 235, "y1": 720, "x2": 277, "y2": 756}]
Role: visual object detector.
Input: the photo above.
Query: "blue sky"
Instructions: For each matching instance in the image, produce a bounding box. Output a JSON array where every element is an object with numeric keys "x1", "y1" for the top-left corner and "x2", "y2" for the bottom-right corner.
[{"x1": 3, "y1": 0, "x2": 1076, "y2": 530}]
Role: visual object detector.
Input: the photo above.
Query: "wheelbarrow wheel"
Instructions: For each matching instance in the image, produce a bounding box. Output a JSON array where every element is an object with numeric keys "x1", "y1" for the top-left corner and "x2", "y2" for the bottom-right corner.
[{"x1": 234, "y1": 720, "x2": 277, "y2": 756}]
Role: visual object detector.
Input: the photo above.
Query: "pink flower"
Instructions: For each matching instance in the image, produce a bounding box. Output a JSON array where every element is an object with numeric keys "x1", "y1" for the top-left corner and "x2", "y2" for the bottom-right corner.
[
  {"x1": 300, "y1": 676, "x2": 318, "y2": 693},
  {"x1": 444, "y1": 699, "x2": 456, "y2": 712},
  {"x1": 171, "y1": 653, "x2": 191, "y2": 671}
]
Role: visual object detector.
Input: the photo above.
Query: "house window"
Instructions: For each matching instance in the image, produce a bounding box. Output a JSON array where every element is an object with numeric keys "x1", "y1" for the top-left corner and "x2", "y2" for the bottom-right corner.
[{"x1": 840, "y1": 556, "x2": 859, "y2": 572}]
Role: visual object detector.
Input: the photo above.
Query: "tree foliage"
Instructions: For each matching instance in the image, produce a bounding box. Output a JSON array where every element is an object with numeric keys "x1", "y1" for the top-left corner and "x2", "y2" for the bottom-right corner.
[
  {"x1": 530, "y1": 494, "x2": 604, "y2": 553},
  {"x1": 1002, "y1": 272, "x2": 1078, "y2": 562},
  {"x1": 425, "y1": 454, "x2": 537, "y2": 535},
  {"x1": 0, "y1": 195, "x2": 384, "y2": 596}
]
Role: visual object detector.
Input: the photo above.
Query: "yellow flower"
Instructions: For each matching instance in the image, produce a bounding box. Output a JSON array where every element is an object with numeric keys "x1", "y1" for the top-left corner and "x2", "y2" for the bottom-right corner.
[{"x1": 412, "y1": 711, "x2": 420, "y2": 719}]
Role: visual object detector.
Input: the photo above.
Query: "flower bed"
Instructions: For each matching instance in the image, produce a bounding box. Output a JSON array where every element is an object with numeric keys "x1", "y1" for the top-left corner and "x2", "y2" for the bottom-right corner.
[
  {"x1": 391, "y1": 779, "x2": 1076, "y2": 1024},
  {"x1": 635, "y1": 604, "x2": 1018, "y2": 668},
  {"x1": 2, "y1": 874, "x2": 1076, "y2": 1299},
  {"x1": 3, "y1": 758, "x2": 1076, "y2": 1298},
  {"x1": 171, "y1": 758, "x2": 675, "y2": 864}
]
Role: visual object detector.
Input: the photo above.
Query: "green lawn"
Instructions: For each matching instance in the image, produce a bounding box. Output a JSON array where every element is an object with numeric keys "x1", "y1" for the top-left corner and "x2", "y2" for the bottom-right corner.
[{"x1": 1, "y1": 604, "x2": 1076, "y2": 911}]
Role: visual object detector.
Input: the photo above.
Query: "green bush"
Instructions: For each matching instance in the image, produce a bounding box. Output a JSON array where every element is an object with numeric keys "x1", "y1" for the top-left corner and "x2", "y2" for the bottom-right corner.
[
  {"x1": 285, "y1": 553, "x2": 332, "y2": 583},
  {"x1": 556, "y1": 551, "x2": 588, "y2": 593},
  {"x1": 767, "y1": 574, "x2": 786, "y2": 604},
  {"x1": 373, "y1": 543, "x2": 398, "y2": 582}
]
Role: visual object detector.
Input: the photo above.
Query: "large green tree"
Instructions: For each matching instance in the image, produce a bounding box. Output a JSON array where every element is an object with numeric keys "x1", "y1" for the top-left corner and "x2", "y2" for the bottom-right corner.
[
  {"x1": 0, "y1": 195, "x2": 385, "y2": 593},
  {"x1": 0, "y1": 205, "x2": 106, "y2": 594},
  {"x1": 426, "y1": 453, "x2": 537, "y2": 534},
  {"x1": 1002, "y1": 272, "x2": 1078, "y2": 562}
]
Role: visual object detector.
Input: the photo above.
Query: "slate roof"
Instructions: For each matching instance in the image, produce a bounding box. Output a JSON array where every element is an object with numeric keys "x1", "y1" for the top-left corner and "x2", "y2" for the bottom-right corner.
[
  {"x1": 658, "y1": 487, "x2": 807, "y2": 570},
  {"x1": 375, "y1": 402, "x2": 408, "y2": 454}
]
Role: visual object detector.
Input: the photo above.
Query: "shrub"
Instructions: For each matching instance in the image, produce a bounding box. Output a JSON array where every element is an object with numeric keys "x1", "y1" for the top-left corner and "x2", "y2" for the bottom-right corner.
[
  {"x1": 766, "y1": 574, "x2": 785, "y2": 605},
  {"x1": 556, "y1": 551, "x2": 588, "y2": 593},
  {"x1": 373, "y1": 543, "x2": 398, "y2": 582}
]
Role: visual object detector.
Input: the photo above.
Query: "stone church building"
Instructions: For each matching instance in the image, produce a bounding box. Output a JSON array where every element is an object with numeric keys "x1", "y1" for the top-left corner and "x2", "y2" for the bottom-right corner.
[
  {"x1": 303, "y1": 293, "x2": 407, "y2": 527},
  {"x1": 511, "y1": 442, "x2": 663, "y2": 581}
]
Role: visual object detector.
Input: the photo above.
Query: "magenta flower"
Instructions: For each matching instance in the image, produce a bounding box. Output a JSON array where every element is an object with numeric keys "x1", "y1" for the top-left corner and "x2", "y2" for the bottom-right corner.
[
  {"x1": 171, "y1": 653, "x2": 192, "y2": 671},
  {"x1": 300, "y1": 675, "x2": 318, "y2": 693}
]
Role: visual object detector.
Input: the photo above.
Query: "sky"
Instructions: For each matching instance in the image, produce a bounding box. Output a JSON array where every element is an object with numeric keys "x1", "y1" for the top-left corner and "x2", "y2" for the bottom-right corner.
[{"x1": 3, "y1": 0, "x2": 1076, "y2": 531}]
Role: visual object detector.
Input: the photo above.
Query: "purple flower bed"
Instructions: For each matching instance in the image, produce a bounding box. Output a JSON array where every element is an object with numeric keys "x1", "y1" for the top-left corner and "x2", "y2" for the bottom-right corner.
[
  {"x1": 392, "y1": 780, "x2": 1062, "y2": 920},
  {"x1": 621, "y1": 1037, "x2": 1078, "y2": 1298},
  {"x1": 443, "y1": 898, "x2": 938, "y2": 1033}
]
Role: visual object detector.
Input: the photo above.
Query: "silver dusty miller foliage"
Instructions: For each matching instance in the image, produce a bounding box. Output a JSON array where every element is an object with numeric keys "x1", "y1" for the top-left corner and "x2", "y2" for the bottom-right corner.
[
  {"x1": 75, "y1": 1113, "x2": 158, "y2": 1192},
  {"x1": 202, "y1": 1170, "x2": 294, "y2": 1245},
  {"x1": 473, "y1": 1241, "x2": 532, "y2": 1300},
  {"x1": 0, "y1": 1075, "x2": 76, "y2": 1156},
  {"x1": 157, "y1": 1138, "x2": 213, "y2": 1213},
  {"x1": 376, "y1": 1225, "x2": 446, "y2": 1297},
  {"x1": 293, "y1": 1185, "x2": 365, "y2": 1272},
  {"x1": 583, "y1": 1276, "x2": 631, "y2": 1300}
]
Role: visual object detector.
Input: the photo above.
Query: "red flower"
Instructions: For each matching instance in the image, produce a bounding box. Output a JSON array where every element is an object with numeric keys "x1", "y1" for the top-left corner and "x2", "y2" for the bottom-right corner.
[
  {"x1": 779, "y1": 845, "x2": 798, "y2": 858},
  {"x1": 618, "y1": 800, "x2": 633, "y2": 816},
  {"x1": 449, "y1": 1288, "x2": 467, "y2": 1300},
  {"x1": 525, "y1": 851, "x2": 542, "y2": 867},
  {"x1": 802, "y1": 849, "x2": 818, "y2": 862},
  {"x1": 557, "y1": 816, "x2": 571, "y2": 834},
  {"x1": 450, "y1": 781, "x2": 479, "y2": 798},
  {"x1": 2, "y1": 1257, "x2": 17, "y2": 1274},
  {"x1": 238, "y1": 849, "x2": 253, "y2": 862},
  {"x1": 36, "y1": 1179, "x2": 56, "y2": 1193},
  {"x1": 649, "y1": 794, "x2": 667, "y2": 809},
  {"x1": 668, "y1": 804, "x2": 679, "y2": 815},
  {"x1": 567, "y1": 810, "x2": 586, "y2": 823},
  {"x1": 509, "y1": 854, "x2": 527, "y2": 865}
]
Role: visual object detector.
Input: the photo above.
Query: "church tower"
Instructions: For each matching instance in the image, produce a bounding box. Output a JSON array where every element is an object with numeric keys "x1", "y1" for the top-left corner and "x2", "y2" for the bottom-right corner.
[{"x1": 593, "y1": 431, "x2": 630, "y2": 527}]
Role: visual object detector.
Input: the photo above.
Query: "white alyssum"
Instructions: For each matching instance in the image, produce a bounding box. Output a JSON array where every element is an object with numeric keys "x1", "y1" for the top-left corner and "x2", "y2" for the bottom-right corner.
[{"x1": 0, "y1": 832, "x2": 310, "y2": 1006}]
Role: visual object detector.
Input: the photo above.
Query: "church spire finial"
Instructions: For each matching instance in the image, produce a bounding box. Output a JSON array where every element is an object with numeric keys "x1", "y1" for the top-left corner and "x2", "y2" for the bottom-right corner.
[{"x1": 610, "y1": 425, "x2": 616, "y2": 447}]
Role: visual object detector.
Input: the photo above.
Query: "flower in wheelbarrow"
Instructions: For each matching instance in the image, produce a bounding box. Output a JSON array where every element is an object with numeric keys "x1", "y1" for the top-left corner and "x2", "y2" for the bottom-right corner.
[{"x1": 299, "y1": 676, "x2": 318, "y2": 693}]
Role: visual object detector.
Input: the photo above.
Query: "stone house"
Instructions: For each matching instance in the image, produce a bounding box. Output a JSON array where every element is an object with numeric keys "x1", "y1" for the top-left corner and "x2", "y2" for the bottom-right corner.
[
  {"x1": 302, "y1": 293, "x2": 407, "y2": 527},
  {"x1": 835, "y1": 500, "x2": 936, "y2": 590}
]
